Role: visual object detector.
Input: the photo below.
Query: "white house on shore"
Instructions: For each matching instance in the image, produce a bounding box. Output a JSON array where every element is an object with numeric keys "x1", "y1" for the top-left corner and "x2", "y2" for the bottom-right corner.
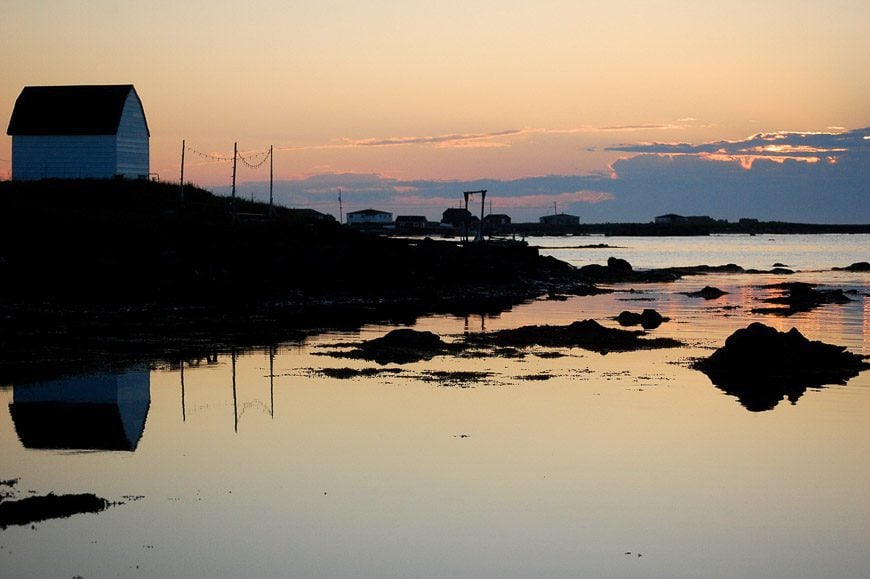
[
  {"x1": 346, "y1": 208, "x2": 392, "y2": 226},
  {"x1": 6, "y1": 84, "x2": 150, "y2": 180}
]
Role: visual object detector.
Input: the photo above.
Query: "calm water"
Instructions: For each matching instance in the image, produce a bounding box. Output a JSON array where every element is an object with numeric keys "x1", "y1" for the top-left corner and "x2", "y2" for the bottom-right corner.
[{"x1": 1, "y1": 235, "x2": 868, "y2": 578}]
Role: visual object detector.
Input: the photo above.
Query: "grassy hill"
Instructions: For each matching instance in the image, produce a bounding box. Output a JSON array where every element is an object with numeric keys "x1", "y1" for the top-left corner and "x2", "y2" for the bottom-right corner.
[{"x1": 0, "y1": 178, "x2": 564, "y2": 305}]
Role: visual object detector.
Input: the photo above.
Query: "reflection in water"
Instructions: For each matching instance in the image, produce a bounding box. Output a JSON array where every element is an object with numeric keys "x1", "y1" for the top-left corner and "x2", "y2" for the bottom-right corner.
[
  {"x1": 178, "y1": 348, "x2": 275, "y2": 432},
  {"x1": 9, "y1": 369, "x2": 150, "y2": 451}
]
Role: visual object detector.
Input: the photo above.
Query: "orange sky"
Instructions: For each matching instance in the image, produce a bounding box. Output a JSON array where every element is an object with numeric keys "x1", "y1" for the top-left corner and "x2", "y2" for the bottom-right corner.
[{"x1": 2, "y1": 1, "x2": 869, "y2": 201}]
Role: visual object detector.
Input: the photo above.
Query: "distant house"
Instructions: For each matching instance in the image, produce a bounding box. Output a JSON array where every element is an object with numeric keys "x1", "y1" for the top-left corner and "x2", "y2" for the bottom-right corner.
[
  {"x1": 346, "y1": 208, "x2": 392, "y2": 226},
  {"x1": 654, "y1": 213, "x2": 687, "y2": 224},
  {"x1": 484, "y1": 213, "x2": 511, "y2": 226},
  {"x1": 395, "y1": 215, "x2": 429, "y2": 231},
  {"x1": 288, "y1": 208, "x2": 335, "y2": 222},
  {"x1": 6, "y1": 84, "x2": 150, "y2": 180},
  {"x1": 441, "y1": 207, "x2": 474, "y2": 227},
  {"x1": 539, "y1": 213, "x2": 579, "y2": 226}
]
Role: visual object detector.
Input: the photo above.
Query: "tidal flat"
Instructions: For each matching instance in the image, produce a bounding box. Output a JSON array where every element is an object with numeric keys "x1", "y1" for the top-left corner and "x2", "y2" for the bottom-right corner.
[{"x1": 1, "y1": 234, "x2": 868, "y2": 578}]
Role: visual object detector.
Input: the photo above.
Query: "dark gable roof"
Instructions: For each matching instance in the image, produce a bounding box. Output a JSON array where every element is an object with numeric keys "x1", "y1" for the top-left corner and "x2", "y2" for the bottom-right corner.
[
  {"x1": 348, "y1": 208, "x2": 390, "y2": 216},
  {"x1": 7, "y1": 84, "x2": 149, "y2": 136}
]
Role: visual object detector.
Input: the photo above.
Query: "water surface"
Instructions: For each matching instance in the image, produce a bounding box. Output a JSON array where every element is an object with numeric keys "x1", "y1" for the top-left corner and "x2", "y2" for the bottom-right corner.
[{"x1": 1, "y1": 235, "x2": 868, "y2": 577}]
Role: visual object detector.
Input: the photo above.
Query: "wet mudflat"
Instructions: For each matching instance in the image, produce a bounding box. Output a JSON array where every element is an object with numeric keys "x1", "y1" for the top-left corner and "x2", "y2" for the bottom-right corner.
[{"x1": 1, "y1": 235, "x2": 868, "y2": 578}]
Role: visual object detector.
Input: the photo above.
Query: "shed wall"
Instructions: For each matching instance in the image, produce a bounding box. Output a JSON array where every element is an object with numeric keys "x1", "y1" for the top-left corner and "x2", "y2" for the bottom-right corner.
[
  {"x1": 115, "y1": 91, "x2": 149, "y2": 178},
  {"x1": 11, "y1": 135, "x2": 117, "y2": 179}
]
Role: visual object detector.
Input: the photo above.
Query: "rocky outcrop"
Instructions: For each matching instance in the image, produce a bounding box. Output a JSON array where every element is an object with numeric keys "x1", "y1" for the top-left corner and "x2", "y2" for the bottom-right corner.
[
  {"x1": 833, "y1": 261, "x2": 870, "y2": 272},
  {"x1": 352, "y1": 328, "x2": 452, "y2": 364},
  {"x1": 615, "y1": 309, "x2": 668, "y2": 329},
  {"x1": 470, "y1": 319, "x2": 681, "y2": 354},
  {"x1": 695, "y1": 322, "x2": 868, "y2": 411},
  {"x1": 752, "y1": 282, "x2": 852, "y2": 316},
  {"x1": 683, "y1": 286, "x2": 729, "y2": 300}
]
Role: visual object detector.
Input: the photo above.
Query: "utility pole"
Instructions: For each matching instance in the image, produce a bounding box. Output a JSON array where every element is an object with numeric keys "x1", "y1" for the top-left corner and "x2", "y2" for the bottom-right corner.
[
  {"x1": 338, "y1": 188, "x2": 343, "y2": 224},
  {"x1": 269, "y1": 145, "x2": 274, "y2": 215},
  {"x1": 554, "y1": 201, "x2": 557, "y2": 215},
  {"x1": 179, "y1": 139, "x2": 185, "y2": 208},
  {"x1": 231, "y1": 142, "x2": 238, "y2": 219}
]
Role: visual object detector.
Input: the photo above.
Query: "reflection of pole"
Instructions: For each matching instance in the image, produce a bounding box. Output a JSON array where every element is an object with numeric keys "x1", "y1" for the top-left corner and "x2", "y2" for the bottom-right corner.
[
  {"x1": 180, "y1": 362, "x2": 186, "y2": 422},
  {"x1": 180, "y1": 139, "x2": 185, "y2": 208},
  {"x1": 269, "y1": 346, "x2": 275, "y2": 418},
  {"x1": 232, "y1": 351, "x2": 238, "y2": 433}
]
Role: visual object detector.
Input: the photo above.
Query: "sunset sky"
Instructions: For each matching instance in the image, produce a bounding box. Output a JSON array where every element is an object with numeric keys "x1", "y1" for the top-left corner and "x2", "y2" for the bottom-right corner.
[{"x1": 2, "y1": 1, "x2": 869, "y2": 222}]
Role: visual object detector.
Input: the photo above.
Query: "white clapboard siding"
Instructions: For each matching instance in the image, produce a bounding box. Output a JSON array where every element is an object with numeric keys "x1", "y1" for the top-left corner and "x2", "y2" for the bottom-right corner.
[
  {"x1": 8, "y1": 85, "x2": 150, "y2": 180},
  {"x1": 12, "y1": 135, "x2": 117, "y2": 180},
  {"x1": 115, "y1": 90, "x2": 149, "y2": 178}
]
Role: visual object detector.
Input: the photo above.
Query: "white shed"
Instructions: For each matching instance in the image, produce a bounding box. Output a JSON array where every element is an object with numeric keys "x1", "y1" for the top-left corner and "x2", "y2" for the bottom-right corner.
[{"x1": 6, "y1": 84, "x2": 150, "y2": 180}]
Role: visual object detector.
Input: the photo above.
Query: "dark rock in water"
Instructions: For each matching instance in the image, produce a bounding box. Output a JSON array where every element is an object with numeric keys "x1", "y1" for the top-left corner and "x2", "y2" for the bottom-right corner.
[
  {"x1": 355, "y1": 328, "x2": 449, "y2": 365},
  {"x1": 0, "y1": 493, "x2": 109, "y2": 528},
  {"x1": 683, "y1": 286, "x2": 728, "y2": 300},
  {"x1": 833, "y1": 261, "x2": 870, "y2": 272},
  {"x1": 695, "y1": 322, "x2": 869, "y2": 411},
  {"x1": 752, "y1": 282, "x2": 852, "y2": 316},
  {"x1": 615, "y1": 309, "x2": 668, "y2": 329},
  {"x1": 471, "y1": 319, "x2": 681, "y2": 354},
  {"x1": 772, "y1": 262, "x2": 788, "y2": 268},
  {"x1": 607, "y1": 256, "x2": 632, "y2": 273}
]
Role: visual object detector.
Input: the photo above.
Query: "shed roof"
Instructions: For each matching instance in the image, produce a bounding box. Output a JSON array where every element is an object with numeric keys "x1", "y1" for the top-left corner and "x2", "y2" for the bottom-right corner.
[{"x1": 6, "y1": 84, "x2": 150, "y2": 136}]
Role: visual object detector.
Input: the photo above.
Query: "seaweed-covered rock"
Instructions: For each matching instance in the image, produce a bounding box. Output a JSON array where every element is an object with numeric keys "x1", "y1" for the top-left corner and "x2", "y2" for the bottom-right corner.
[
  {"x1": 615, "y1": 309, "x2": 668, "y2": 329},
  {"x1": 695, "y1": 322, "x2": 868, "y2": 411},
  {"x1": 683, "y1": 286, "x2": 728, "y2": 300},
  {"x1": 472, "y1": 319, "x2": 680, "y2": 354},
  {"x1": 752, "y1": 282, "x2": 852, "y2": 316},
  {"x1": 355, "y1": 328, "x2": 449, "y2": 364},
  {"x1": 833, "y1": 261, "x2": 870, "y2": 272},
  {"x1": 0, "y1": 493, "x2": 109, "y2": 528}
]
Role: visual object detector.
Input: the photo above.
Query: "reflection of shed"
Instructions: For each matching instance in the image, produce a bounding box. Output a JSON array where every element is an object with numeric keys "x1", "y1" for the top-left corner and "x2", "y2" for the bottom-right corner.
[{"x1": 10, "y1": 370, "x2": 151, "y2": 451}]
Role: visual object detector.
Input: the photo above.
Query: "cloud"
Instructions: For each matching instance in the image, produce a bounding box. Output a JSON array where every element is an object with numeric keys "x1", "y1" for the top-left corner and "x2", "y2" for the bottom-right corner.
[
  {"x1": 219, "y1": 127, "x2": 870, "y2": 224},
  {"x1": 606, "y1": 127, "x2": 870, "y2": 168},
  {"x1": 341, "y1": 129, "x2": 523, "y2": 148}
]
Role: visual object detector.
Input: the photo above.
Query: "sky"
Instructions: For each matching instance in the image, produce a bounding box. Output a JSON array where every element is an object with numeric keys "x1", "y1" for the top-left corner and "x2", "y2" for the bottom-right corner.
[{"x1": 2, "y1": 0, "x2": 869, "y2": 222}]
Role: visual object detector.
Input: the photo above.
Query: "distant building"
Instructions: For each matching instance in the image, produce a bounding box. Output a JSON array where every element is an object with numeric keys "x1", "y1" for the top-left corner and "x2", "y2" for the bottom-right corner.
[
  {"x1": 484, "y1": 213, "x2": 512, "y2": 226},
  {"x1": 6, "y1": 84, "x2": 150, "y2": 180},
  {"x1": 441, "y1": 207, "x2": 474, "y2": 227},
  {"x1": 686, "y1": 215, "x2": 715, "y2": 224},
  {"x1": 346, "y1": 208, "x2": 392, "y2": 226},
  {"x1": 539, "y1": 213, "x2": 579, "y2": 226},
  {"x1": 288, "y1": 208, "x2": 335, "y2": 222},
  {"x1": 654, "y1": 213, "x2": 687, "y2": 224},
  {"x1": 395, "y1": 215, "x2": 429, "y2": 231}
]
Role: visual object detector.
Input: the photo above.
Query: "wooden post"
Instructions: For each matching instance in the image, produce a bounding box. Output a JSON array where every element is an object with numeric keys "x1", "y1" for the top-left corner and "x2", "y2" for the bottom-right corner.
[
  {"x1": 231, "y1": 142, "x2": 238, "y2": 219},
  {"x1": 179, "y1": 139, "x2": 185, "y2": 208},
  {"x1": 269, "y1": 145, "x2": 274, "y2": 215},
  {"x1": 232, "y1": 351, "x2": 238, "y2": 433},
  {"x1": 479, "y1": 190, "x2": 486, "y2": 242}
]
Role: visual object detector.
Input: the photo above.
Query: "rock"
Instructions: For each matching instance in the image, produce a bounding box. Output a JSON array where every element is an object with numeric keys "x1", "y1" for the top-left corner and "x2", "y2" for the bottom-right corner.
[
  {"x1": 615, "y1": 309, "x2": 668, "y2": 329},
  {"x1": 471, "y1": 319, "x2": 681, "y2": 354},
  {"x1": 695, "y1": 322, "x2": 868, "y2": 411},
  {"x1": 0, "y1": 493, "x2": 110, "y2": 529},
  {"x1": 752, "y1": 282, "x2": 852, "y2": 316},
  {"x1": 683, "y1": 286, "x2": 728, "y2": 299},
  {"x1": 356, "y1": 328, "x2": 449, "y2": 364},
  {"x1": 607, "y1": 256, "x2": 632, "y2": 273},
  {"x1": 833, "y1": 261, "x2": 870, "y2": 272}
]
